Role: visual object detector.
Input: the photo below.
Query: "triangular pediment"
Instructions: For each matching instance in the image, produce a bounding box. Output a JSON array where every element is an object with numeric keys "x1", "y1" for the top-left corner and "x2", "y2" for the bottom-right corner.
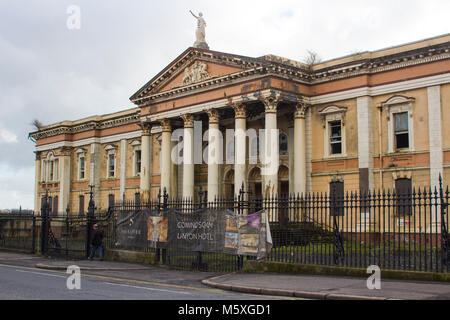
[{"x1": 130, "y1": 47, "x2": 267, "y2": 104}]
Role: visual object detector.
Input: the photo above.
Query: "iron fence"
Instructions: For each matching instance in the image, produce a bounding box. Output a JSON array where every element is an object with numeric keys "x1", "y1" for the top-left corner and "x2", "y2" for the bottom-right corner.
[{"x1": 1, "y1": 178, "x2": 449, "y2": 273}]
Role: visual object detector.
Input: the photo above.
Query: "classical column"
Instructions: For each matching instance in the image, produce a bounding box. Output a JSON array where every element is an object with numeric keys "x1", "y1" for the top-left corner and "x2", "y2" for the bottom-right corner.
[
  {"x1": 160, "y1": 119, "x2": 172, "y2": 197},
  {"x1": 181, "y1": 114, "x2": 195, "y2": 199},
  {"x1": 262, "y1": 97, "x2": 279, "y2": 197},
  {"x1": 140, "y1": 123, "x2": 152, "y2": 202},
  {"x1": 293, "y1": 102, "x2": 307, "y2": 195},
  {"x1": 59, "y1": 147, "x2": 72, "y2": 214},
  {"x1": 206, "y1": 109, "x2": 221, "y2": 202},
  {"x1": 233, "y1": 103, "x2": 247, "y2": 196}
]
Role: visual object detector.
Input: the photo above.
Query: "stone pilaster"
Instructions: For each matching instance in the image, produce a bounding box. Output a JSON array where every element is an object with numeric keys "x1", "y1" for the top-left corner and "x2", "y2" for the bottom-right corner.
[
  {"x1": 90, "y1": 142, "x2": 102, "y2": 207},
  {"x1": 428, "y1": 85, "x2": 443, "y2": 230},
  {"x1": 59, "y1": 147, "x2": 72, "y2": 214},
  {"x1": 34, "y1": 152, "x2": 41, "y2": 212},
  {"x1": 357, "y1": 96, "x2": 374, "y2": 192},
  {"x1": 119, "y1": 139, "x2": 127, "y2": 200}
]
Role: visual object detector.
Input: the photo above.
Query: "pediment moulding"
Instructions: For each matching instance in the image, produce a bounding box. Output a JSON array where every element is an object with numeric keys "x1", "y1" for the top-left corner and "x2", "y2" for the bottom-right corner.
[
  {"x1": 380, "y1": 95, "x2": 415, "y2": 107},
  {"x1": 75, "y1": 148, "x2": 87, "y2": 155},
  {"x1": 104, "y1": 144, "x2": 118, "y2": 151},
  {"x1": 131, "y1": 41, "x2": 449, "y2": 106},
  {"x1": 130, "y1": 139, "x2": 141, "y2": 147},
  {"x1": 318, "y1": 105, "x2": 348, "y2": 127}
]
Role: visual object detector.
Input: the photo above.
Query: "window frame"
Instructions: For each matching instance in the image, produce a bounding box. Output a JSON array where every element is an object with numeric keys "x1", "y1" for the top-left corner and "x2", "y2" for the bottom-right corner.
[
  {"x1": 383, "y1": 96, "x2": 415, "y2": 153},
  {"x1": 319, "y1": 105, "x2": 347, "y2": 159},
  {"x1": 105, "y1": 145, "x2": 118, "y2": 179}
]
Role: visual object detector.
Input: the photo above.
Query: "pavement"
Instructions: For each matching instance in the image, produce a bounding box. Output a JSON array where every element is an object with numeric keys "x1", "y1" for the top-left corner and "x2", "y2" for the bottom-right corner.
[{"x1": 1, "y1": 251, "x2": 449, "y2": 300}]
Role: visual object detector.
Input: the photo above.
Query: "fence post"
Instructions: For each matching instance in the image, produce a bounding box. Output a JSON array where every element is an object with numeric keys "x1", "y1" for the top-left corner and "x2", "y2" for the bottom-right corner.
[
  {"x1": 162, "y1": 187, "x2": 168, "y2": 264},
  {"x1": 40, "y1": 191, "x2": 50, "y2": 255},
  {"x1": 65, "y1": 206, "x2": 70, "y2": 259},
  {"x1": 31, "y1": 214, "x2": 36, "y2": 254},
  {"x1": 237, "y1": 183, "x2": 245, "y2": 269},
  {"x1": 331, "y1": 180, "x2": 345, "y2": 265},
  {"x1": 439, "y1": 174, "x2": 449, "y2": 269},
  {"x1": 195, "y1": 187, "x2": 205, "y2": 270},
  {"x1": 86, "y1": 185, "x2": 95, "y2": 259}
]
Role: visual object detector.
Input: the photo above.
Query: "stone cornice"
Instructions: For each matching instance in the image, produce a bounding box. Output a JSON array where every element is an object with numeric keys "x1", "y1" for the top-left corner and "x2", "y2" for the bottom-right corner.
[
  {"x1": 312, "y1": 43, "x2": 450, "y2": 83},
  {"x1": 30, "y1": 111, "x2": 141, "y2": 141}
]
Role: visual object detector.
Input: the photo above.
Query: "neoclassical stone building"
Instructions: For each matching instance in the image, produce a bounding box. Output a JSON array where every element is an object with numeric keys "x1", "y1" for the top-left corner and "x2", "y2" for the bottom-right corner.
[{"x1": 30, "y1": 34, "x2": 450, "y2": 215}]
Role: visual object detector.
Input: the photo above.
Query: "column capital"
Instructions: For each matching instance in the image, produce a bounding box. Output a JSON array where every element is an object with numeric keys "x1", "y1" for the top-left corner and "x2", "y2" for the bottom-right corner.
[
  {"x1": 231, "y1": 103, "x2": 246, "y2": 119},
  {"x1": 205, "y1": 108, "x2": 220, "y2": 124},
  {"x1": 59, "y1": 146, "x2": 72, "y2": 157},
  {"x1": 181, "y1": 114, "x2": 194, "y2": 128},
  {"x1": 261, "y1": 96, "x2": 282, "y2": 114},
  {"x1": 160, "y1": 119, "x2": 172, "y2": 132},
  {"x1": 140, "y1": 122, "x2": 152, "y2": 136},
  {"x1": 294, "y1": 103, "x2": 309, "y2": 119}
]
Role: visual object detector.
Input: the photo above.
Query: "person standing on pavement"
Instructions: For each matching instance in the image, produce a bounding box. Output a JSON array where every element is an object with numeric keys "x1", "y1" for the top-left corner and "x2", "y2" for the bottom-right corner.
[{"x1": 88, "y1": 224, "x2": 104, "y2": 261}]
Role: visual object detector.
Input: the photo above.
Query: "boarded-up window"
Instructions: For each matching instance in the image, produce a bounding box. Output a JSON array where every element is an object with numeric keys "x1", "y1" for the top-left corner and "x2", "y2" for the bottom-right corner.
[
  {"x1": 135, "y1": 193, "x2": 141, "y2": 207},
  {"x1": 52, "y1": 196, "x2": 58, "y2": 216},
  {"x1": 47, "y1": 197, "x2": 53, "y2": 214},
  {"x1": 108, "y1": 194, "x2": 115, "y2": 209},
  {"x1": 79, "y1": 195, "x2": 85, "y2": 217},
  {"x1": 330, "y1": 180, "x2": 344, "y2": 216},
  {"x1": 395, "y1": 178, "x2": 412, "y2": 215}
]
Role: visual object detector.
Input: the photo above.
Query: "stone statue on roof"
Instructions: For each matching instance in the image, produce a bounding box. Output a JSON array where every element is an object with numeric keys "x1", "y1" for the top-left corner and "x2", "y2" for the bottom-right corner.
[{"x1": 190, "y1": 10, "x2": 209, "y2": 50}]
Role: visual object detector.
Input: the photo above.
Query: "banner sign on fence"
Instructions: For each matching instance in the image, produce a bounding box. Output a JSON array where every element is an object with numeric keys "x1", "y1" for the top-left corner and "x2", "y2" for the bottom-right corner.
[{"x1": 116, "y1": 209, "x2": 272, "y2": 259}]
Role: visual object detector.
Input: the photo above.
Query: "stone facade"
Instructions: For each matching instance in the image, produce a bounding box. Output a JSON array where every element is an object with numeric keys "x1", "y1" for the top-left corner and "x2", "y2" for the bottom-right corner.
[{"x1": 30, "y1": 34, "x2": 450, "y2": 215}]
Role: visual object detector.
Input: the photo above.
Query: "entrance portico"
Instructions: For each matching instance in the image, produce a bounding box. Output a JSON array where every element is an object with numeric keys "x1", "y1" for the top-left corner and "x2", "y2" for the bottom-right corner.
[{"x1": 139, "y1": 91, "x2": 308, "y2": 200}]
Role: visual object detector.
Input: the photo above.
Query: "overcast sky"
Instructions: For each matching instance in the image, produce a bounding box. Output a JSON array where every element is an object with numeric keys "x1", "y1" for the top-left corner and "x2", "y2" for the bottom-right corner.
[{"x1": 0, "y1": 0, "x2": 448, "y2": 210}]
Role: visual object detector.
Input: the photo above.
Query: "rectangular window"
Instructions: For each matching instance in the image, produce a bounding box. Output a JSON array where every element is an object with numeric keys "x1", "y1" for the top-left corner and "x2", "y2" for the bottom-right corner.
[
  {"x1": 330, "y1": 181, "x2": 344, "y2": 216},
  {"x1": 329, "y1": 121, "x2": 342, "y2": 155},
  {"x1": 135, "y1": 150, "x2": 141, "y2": 175},
  {"x1": 394, "y1": 112, "x2": 409, "y2": 150},
  {"x1": 395, "y1": 178, "x2": 412, "y2": 215},
  {"x1": 108, "y1": 154, "x2": 115, "y2": 178},
  {"x1": 79, "y1": 156, "x2": 85, "y2": 179}
]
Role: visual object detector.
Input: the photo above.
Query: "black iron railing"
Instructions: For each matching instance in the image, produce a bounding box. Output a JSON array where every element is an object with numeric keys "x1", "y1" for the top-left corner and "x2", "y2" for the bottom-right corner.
[{"x1": 1, "y1": 179, "x2": 449, "y2": 273}]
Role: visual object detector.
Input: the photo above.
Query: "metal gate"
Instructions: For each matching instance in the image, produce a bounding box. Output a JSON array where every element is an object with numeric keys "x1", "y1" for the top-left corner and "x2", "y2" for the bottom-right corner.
[{"x1": 39, "y1": 189, "x2": 114, "y2": 260}]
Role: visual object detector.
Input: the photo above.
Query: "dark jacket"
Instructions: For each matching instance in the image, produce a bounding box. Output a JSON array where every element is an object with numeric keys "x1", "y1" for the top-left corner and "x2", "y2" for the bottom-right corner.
[{"x1": 91, "y1": 229, "x2": 103, "y2": 246}]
